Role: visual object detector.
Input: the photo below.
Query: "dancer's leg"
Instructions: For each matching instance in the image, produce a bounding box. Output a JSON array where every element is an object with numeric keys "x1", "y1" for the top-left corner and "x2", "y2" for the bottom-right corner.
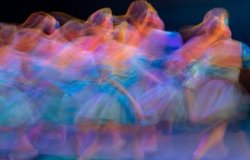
[{"x1": 193, "y1": 121, "x2": 228, "y2": 160}]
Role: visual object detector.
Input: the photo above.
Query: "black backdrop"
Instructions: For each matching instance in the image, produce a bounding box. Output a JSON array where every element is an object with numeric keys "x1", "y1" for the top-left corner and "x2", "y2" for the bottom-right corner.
[{"x1": 1, "y1": 0, "x2": 250, "y2": 43}]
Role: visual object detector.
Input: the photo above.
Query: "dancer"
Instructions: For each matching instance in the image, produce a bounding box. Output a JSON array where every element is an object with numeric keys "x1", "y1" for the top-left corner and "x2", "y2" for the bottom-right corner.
[
  {"x1": 0, "y1": 45, "x2": 39, "y2": 159},
  {"x1": 172, "y1": 8, "x2": 250, "y2": 159},
  {"x1": 120, "y1": 1, "x2": 184, "y2": 158},
  {"x1": 70, "y1": 8, "x2": 144, "y2": 159}
]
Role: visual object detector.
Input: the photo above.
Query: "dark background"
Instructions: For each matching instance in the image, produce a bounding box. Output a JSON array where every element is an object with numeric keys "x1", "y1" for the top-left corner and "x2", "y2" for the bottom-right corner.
[{"x1": 1, "y1": 0, "x2": 250, "y2": 44}]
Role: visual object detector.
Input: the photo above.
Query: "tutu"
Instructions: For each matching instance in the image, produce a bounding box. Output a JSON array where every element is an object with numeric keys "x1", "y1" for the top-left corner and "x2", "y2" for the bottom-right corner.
[
  {"x1": 75, "y1": 65, "x2": 138, "y2": 125},
  {"x1": 184, "y1": 55, "x2": 250, "y2": 124},
  {"x1": 188, "y1": 78, "x2": 249, "y2": 124},
  {"x1": 139, "y1": 77, "x2": 186, "y2": 126},
  {"x1": 77, "y1": 92, "x2": 137, "y2": 125},
  {"x1": 40, "y1": 90, "x2": 77, "y2": 125},
  {"x1": 0, "y1": 83, "x2": 39, "y2": 128}
]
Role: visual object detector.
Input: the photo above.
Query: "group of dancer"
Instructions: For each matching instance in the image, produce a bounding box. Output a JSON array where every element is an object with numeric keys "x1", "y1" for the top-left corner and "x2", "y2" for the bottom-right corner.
[{"x1": 0, "y1": 0, "x2": 250, "y2": 159}]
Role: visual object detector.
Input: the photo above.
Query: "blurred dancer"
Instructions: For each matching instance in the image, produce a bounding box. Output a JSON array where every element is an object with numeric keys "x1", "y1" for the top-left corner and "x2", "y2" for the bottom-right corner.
[{"x1": 172, "y1": 8, "x2": 250, "y2": 159}]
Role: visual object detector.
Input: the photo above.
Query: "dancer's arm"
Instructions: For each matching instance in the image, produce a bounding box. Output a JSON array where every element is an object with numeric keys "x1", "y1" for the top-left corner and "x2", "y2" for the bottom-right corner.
[
  {"x1": 136, "y1": 66, "x2": 162, "y2": 83},
  {"x1": 108, "y1": 79, "x2": 144, "y2": 120}
]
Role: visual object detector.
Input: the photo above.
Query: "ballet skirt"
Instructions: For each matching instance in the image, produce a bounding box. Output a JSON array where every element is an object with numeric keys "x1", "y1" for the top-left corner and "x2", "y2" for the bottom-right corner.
[
  {"x1": 139, "y1": 76, "x2": 186, "y2": 126},
  {"x1": 183, "y1": 40, "x2": 250, "y2": 124},
  {"x1": 75, "y1": 64, "x2": 138, "y2": 125},
  {"x1": 0, "y1": 83, "x2": 39, "y2": 128},
  {"x1": 135, "y1": 35, "x2": 185, "y2": 125}
]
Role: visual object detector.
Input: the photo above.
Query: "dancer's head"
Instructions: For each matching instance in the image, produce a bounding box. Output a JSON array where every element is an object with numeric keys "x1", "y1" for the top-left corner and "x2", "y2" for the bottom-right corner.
[
  {"x1": 59, "y1": 20, "x2": 87, "y2": 41},
  {"x1": 21, "y1": 11, "x2": 58, "y2": 35},
  {"x1": 50, "y1": 12, "x2": 79, "y2": 26},
  {"x1": 180, "y1": 8, "x2": 231, "y2": 42},
  {"x1": 87, "y1": 8, "x2": 113, "y2": 30},
  {"x1": 126, "y1": 0, "x2": 164, "y2": 35},
  {"x1": 86, "y1": 8, "x2": 114, "y2": 41}
]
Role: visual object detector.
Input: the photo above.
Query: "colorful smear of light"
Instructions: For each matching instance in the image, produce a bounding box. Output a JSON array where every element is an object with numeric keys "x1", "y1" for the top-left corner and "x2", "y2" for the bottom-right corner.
[{"x1": 0, "y1": 1, "x2": 249, "y2": 160}]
